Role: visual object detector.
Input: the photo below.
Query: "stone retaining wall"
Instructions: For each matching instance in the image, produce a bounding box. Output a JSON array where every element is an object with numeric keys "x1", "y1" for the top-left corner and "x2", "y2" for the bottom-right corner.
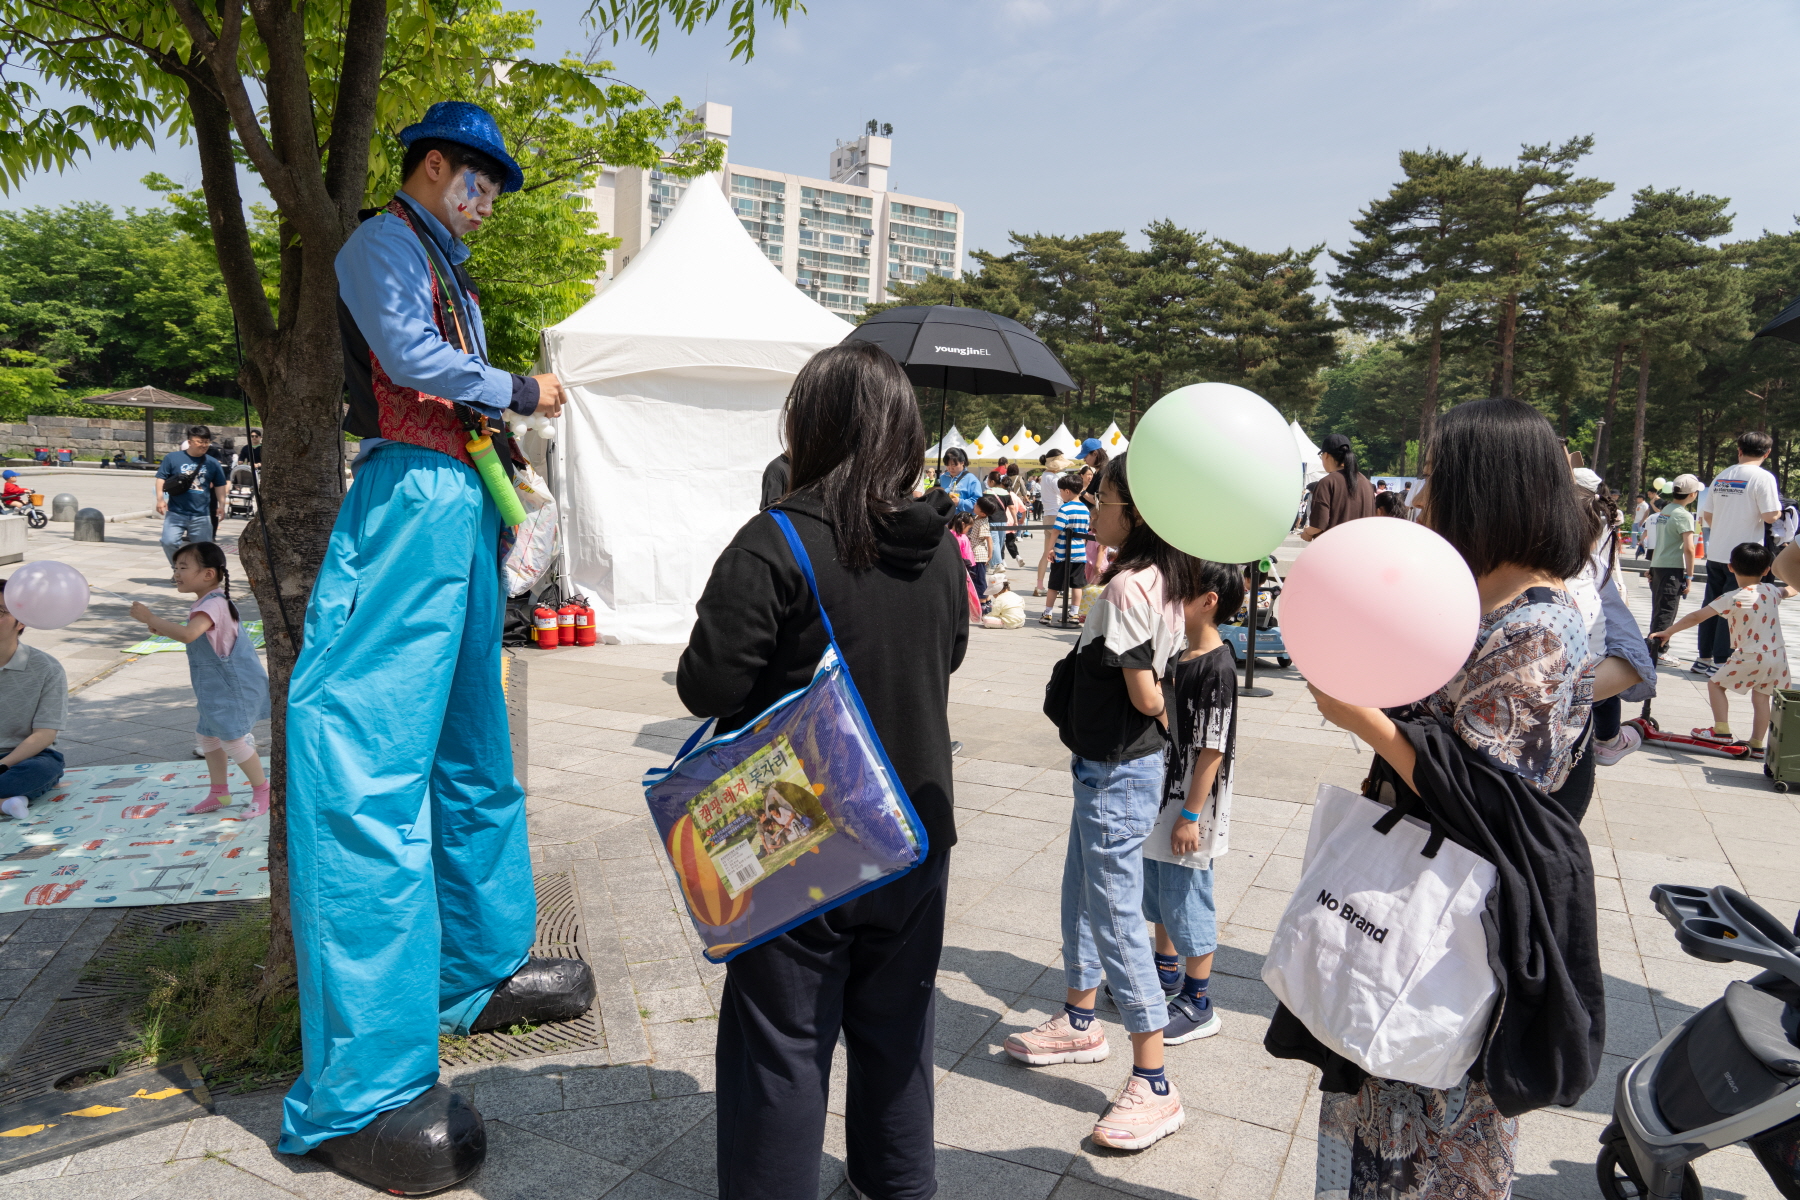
[{"x1": 1, "y1": 415, "x2": 238, "y2": 458}]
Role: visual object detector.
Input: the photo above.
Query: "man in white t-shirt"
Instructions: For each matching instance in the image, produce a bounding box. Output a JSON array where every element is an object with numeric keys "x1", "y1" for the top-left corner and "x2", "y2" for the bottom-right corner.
[{"x1": 1693, "y1": 430, "x2": 1782, "y2": 676}]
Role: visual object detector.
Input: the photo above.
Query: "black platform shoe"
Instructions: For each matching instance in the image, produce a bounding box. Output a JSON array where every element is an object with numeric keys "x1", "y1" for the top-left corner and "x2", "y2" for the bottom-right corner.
[
  {"x1": 469, "y1": 956, "x2": 595, "y2": 1033},
  {"x1": 307, "y1": 1084, "x2": 486, "y2": 1196}
]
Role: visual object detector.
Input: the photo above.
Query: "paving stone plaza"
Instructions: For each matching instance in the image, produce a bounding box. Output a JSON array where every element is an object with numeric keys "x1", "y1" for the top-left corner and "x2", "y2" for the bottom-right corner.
[{"x1": 0, "y1": 509, "x2": 1794, "y2": 1199}]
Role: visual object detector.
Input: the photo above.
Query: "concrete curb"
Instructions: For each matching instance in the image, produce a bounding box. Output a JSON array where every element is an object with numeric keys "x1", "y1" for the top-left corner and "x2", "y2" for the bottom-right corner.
[{"x1": 106, "y1": 509, "x2": 154, "y2": 523}]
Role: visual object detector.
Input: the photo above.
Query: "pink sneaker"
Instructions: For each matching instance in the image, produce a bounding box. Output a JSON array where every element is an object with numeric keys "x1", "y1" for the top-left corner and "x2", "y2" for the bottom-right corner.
[
  {"x1": 1003, "y1": 1013, "x2": 1110, "y2": 1066},
  {"x1": 1091, "y1": 1073, "x2": 1185, "y2": 1150}
]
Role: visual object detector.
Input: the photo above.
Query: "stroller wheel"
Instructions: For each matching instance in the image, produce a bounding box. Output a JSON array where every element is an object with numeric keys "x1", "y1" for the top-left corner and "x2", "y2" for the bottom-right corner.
[
  {"x1": 1276, "y1": 656, "x2": 1292, "y2": 669},
  {"x1": 1597, "y1": 1139, "x2": 1702, "y2": 1200}
]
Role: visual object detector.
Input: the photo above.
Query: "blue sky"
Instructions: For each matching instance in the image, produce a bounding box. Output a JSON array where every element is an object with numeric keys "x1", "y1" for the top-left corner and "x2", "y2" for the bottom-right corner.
[{"x1": 10, "y1": 0, "x2": 1798, "y2": 266}]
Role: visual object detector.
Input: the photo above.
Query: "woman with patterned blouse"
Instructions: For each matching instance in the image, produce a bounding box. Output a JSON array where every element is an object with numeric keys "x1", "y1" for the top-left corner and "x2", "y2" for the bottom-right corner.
[{"x1": 1304, "y1": 398, "x2": 1603, "y2": 1200}]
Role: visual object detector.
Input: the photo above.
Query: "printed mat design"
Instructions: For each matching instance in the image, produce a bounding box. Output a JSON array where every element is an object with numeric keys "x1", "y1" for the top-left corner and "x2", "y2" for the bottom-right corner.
[
  {"x1": 0, "y1": 762, "x2": 269, "y2": 912},
  {"x1": 123, "y1": 620, "x2": 264, "y2": 655}
]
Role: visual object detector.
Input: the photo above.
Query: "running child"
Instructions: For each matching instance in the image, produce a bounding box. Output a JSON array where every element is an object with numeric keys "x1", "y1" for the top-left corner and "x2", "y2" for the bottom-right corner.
[
  {"x1": 1142, "y1": 558, "x2": 1245, "y2": 1045},
  {"x1": 1007, "y1": 451, "x2": 1204, "y2": 1151},
  {"x1": 1650, "y1": 540, "x2": 1795, "y2": 757},
  {"x1": 129, "y1": 542, "x2": 272, "y2": 814}
]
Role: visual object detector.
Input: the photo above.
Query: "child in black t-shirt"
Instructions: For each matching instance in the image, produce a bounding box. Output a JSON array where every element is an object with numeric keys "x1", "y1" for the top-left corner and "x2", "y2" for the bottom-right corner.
[{"x1": 1143, "y1": 559, "x2": 1245, "y2": 1045}]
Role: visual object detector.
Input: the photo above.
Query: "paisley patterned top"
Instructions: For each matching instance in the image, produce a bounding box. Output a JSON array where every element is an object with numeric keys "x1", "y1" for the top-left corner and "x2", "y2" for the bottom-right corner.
[{"x1": 1412, "y1": 586, "x2": 1594, "y2": 793}]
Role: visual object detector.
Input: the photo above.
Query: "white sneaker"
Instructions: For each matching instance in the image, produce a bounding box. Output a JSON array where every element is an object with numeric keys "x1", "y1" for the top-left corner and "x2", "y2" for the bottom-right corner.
[
  {"x1": 1595, "y1": 725, "x2": 1644, "y2": 767},
  {"x1": 0, "y1": 796, "x2": 28, "y2": 820}
]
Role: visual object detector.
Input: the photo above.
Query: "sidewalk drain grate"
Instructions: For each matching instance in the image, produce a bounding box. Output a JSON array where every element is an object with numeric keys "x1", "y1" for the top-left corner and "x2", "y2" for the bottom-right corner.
[
  {"x1": 439, "y1": 870, "x2": 605, "y2": 1067},
  {"x1": 0, "y1": 873, "x2": 596, "y2": 1103},
  {"x1": 0, "y1": 900, "x2": 264, "y2": 1106}
]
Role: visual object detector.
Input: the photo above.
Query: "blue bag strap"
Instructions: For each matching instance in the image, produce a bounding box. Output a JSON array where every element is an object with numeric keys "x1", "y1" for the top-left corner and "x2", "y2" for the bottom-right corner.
[{"x1": 768, "y1": 509, "x2": 840, "y2": 649}]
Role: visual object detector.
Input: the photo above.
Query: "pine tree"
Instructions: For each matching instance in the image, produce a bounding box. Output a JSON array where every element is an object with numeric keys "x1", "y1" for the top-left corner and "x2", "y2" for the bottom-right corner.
[
  {"x1": 1330, "y1": 149, "x2": 1485, "y2": 453},
  {"x1": 1201, "y1": 241, "x2": 1340, "y2": 419},
  {"x1": 1588, "y1": 187, "x2": 1742, "y2": 501}
]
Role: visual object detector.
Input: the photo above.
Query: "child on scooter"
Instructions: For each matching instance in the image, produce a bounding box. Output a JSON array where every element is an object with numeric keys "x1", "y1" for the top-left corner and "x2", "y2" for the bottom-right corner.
[{"x1": 1650, "y1": 541, "x2": 1796, "y2": 758}]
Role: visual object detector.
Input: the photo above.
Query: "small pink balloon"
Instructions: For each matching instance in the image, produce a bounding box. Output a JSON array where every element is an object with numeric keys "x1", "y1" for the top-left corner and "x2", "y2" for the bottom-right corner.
[
  {"x1": 5, "y1": 561, "x2": 91, "y2": 630},
  {"x1": 1282, "y1": 519, "x2": 1480, "y2": 708}
]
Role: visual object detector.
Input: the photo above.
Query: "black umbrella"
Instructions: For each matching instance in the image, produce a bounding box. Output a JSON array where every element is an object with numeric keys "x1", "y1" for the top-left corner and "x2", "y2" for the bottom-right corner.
[
  {"x1": 1756, "y1": 296, "x2": 1800, "y2": 345},
  {"x1": 844, "y1": 305, "x2": 1075, "y2": 466}
]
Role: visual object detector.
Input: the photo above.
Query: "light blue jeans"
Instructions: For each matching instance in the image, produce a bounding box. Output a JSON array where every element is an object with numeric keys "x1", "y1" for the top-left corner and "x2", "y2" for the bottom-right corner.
[
  {"x1": 1142, "y1": 857, "x2": 1217, "y2": 959},
  {"x1": 1062, "y1": 753, "x2": 1170, "y2": 1034},
  {"x1": 160, "y1": 509, "x2": 213, "y2": 564}
]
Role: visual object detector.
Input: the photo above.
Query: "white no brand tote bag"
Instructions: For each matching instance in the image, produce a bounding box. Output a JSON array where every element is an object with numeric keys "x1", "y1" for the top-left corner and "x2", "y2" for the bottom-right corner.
[{"x1": 1261, "y1": 783, "x2": 1499, "y2": 1090}]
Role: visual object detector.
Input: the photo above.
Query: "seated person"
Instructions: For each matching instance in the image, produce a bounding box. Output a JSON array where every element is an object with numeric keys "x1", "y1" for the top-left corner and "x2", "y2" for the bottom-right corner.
[
  {"x1": 1, "y1": 471, "x2": 28, "y2": 508},
  {"x1": 0, "y1": 577, "x2": 67, "y2": 820}
]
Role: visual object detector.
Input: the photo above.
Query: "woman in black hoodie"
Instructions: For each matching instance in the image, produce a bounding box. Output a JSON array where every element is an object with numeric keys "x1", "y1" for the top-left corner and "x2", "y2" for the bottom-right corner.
[{"x1": 677, "y1": 341, "x2": 968, "y2": 1200}]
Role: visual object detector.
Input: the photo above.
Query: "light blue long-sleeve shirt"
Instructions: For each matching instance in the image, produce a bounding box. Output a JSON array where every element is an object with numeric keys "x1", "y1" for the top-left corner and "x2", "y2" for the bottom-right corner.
[
  {"x1": 940, "y1": 469, "x2": 985, "y2": 514},
  {"x1": 336, "y1": 195, "x2": 533, "y2": 422}
]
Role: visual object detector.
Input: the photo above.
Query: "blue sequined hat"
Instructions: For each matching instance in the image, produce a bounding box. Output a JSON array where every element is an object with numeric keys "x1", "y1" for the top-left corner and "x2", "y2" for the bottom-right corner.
[{"x1": 398, "y1": 101, "x2": 524, "y2": 193}]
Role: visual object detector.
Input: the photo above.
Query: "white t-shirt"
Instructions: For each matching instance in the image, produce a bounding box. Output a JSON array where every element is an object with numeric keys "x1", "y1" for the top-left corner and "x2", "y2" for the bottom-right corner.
[{"x1": 1700, "y1": 462, "x2": 1780, "y2": 564}]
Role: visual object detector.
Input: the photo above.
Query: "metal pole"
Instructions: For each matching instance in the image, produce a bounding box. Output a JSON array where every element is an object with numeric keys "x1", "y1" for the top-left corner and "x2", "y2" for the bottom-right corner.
[
  {"x1": 937, "y1": 383, "x2": 949, "y2": 473},
  {"x1": 1059, "y1": 518, "x2": 1073, "y2": 627},
  {"x1": 144, "y1": 410, "x2": 155, "y2": 464},
  {"x1": 1239, "y1": 560, "x2": 1272, "y2": 698}
]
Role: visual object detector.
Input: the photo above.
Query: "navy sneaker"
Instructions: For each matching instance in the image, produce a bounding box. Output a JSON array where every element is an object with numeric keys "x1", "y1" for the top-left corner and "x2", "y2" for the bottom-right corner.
[{"x1": 1162, "y1": 994, "x2": 1222, "y2": 1045}]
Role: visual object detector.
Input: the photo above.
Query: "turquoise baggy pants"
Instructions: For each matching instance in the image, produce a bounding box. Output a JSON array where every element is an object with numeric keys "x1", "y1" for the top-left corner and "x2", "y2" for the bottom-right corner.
[{"x1": 279, "y1": 443, "x2": 535, "y2": 1153}]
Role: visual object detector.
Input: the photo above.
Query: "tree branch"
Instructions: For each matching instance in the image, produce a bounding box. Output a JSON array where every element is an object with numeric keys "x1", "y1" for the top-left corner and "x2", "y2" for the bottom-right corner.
[
  {"x1": 322, "y1": 0, "x2": 386, "y2": 222},
  {"x1": 185, "y1": 61, "x2": 275, "y2": 355},
  {"x1": 168, "y1": 0, "x2": 293, "y2": 206}
]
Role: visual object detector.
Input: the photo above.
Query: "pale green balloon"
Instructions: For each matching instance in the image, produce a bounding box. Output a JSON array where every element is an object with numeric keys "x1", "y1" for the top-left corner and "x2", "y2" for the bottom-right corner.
[{"x1": 1127, "y1": 382, "x2": 1301, "y2": 564}]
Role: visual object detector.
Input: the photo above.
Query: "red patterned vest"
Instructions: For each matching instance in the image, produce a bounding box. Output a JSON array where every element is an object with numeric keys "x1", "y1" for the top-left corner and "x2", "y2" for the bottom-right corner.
[{"x1": 339, "y1": 198, "x2": 482, "y2": 467}]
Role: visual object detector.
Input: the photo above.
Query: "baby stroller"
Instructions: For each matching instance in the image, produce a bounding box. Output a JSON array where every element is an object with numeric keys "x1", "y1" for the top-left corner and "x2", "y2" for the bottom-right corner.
[
  {"x1": 1598, "y1": 883, "x2": 1800, "y2": 1199},
  {"x1": 225, "y1": 464, "x2": 257, "y2": 520}
]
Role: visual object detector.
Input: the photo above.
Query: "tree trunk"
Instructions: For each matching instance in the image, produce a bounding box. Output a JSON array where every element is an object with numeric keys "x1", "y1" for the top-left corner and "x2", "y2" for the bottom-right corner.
[
  {"x1": 1593, "y1": 340, "x2": 1625, "y2": 482},
  {"x1": 1628, "y1": 344, "x2": 1651, "y2": 506},
  {"x1": 1418, "y1": 318, "x2": 1444, "y2": 459},
  {"x1": 1498, "y1": 292, "x2": 1518, "y2": 398}
]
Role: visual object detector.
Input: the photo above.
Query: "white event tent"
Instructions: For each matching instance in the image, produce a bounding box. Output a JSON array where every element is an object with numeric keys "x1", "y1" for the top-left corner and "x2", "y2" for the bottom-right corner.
[
  {"x1": 1005, "y1": 426, "x2": 1044, "y2": 458},
  {"x1": 969, "y1": 426, "x2": 1002, "y2": 458},
  {"x1": 1040, "y1": 423, "x2": 1080, "y2": 457},
  {"x1": 1100, "y1": 421, "x2": 1130, "y2": 453},
  {"x1": 926, "y1": 426, "x2": 969, "y2": 458},
  {"x1": 539, "y1": 180, "x2": 850, "y2": 643},
  {"x1": 1291, "y1": 420, "x2": 1326, "y2": 484}
]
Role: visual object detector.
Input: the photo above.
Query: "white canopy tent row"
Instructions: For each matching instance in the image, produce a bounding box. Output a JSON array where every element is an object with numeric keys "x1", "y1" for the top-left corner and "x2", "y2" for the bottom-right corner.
[
  {"x1": 1099, "y1": 421, "x2": 1129, "y2": 453},
  {"x1": 968, "y1": 426, "x2": 1002, "y2": 459},
  {"x1": 537, "y1": 179, "x2": 850, "y2": 644}
]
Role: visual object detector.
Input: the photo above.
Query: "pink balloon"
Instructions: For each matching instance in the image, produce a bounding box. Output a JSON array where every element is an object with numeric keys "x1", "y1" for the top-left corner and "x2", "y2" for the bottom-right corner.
[
  {"x1": 5, "y1": 561, "x2": 91, "y2": 630},
  {"x1": 1281, "y1": 519, "x2": 1480, "y2": 708}
]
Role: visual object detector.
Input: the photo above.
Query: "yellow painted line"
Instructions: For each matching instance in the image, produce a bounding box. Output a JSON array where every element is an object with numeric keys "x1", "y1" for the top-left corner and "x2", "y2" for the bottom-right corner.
[
  {"x1": 62, "y1": 1105, "x2": 125, "y2": 1117},
  {"x1": 0, "y1": 1124, "x2": 54, "y2": 1137},
  {"x1": 130, "y1": 1087, "x2": 187, "y2": 1101}
]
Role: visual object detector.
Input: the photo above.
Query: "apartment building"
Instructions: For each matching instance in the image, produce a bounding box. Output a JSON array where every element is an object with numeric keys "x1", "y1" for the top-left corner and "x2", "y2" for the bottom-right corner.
[{"x1": 589, "y1": 103, "x2": 964, "y2": 319}]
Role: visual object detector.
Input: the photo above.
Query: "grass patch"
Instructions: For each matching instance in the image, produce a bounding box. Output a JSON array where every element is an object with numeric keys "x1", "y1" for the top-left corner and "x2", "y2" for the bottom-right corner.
[{"x1": 100, "y1": 913, "x2": 302, "y2": 1094}]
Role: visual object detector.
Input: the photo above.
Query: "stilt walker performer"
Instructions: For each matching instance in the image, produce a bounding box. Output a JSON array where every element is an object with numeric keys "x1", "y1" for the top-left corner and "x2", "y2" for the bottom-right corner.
[{"x1": 279, "y1": 101, "x2": 594, "y2": 1193}]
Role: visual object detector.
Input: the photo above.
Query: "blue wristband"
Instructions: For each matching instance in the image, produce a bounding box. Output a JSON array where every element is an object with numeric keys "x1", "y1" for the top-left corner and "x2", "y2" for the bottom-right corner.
[{"x1": 1180, "y1": 808, "x2": 1202, "y2": 822}]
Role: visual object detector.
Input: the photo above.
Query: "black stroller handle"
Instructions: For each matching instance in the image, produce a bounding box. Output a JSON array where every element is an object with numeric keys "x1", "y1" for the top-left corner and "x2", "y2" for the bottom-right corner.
[{"x1": 1651, "y1": 883, "x2": 1800, "y2": 990}]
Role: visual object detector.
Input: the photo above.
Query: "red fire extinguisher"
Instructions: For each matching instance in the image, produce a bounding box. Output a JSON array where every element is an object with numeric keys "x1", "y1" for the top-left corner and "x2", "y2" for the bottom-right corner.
[
  {"x1": 534, "y1": 606, "x2": 560, "y2": 648},
  {"x1": 575, "y1": 599, "x2": 597, "y2": 646},
  {"x1": 558, "y1": 602, "x2": 578, "y2": 646}
]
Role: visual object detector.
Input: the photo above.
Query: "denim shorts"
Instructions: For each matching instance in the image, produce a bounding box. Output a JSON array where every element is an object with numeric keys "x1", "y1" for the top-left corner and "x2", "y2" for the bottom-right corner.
[{"x1": 1141, "y1": 857, "x2": 1217, "y2": 959}]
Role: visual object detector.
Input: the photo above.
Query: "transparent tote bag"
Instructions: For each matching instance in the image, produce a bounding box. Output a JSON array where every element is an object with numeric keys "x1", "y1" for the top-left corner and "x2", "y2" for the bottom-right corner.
[{"x1": 643, "y1": 510, "x2": 929, "y2": 963}]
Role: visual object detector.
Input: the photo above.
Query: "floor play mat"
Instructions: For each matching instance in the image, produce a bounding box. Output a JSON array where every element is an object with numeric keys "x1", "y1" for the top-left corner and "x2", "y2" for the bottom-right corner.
[
  {"x1": 0, "y1": 762, "x2": 269, "y2": 912},
  {"x1": 124, "y1": 620, "x2": 264, "y2": 655}
]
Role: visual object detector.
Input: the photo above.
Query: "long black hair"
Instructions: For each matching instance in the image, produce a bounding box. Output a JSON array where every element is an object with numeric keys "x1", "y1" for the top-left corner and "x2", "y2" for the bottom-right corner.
[
  {"x1": 173, "y1": 541, "x2": 241, "y2": 622},
  {"x1": 1423, "y1": 398, "x2": 1601, "y2": 580},
  {"x1": 1320, "y1": 432, "x2": 1360, "y2": 480},
  {"x1": 784, "y1": 342, "x2": 927, "y2": 570},
  {"x1": 1100, "y1": 452, "x2": 1207, "y2": 601}
]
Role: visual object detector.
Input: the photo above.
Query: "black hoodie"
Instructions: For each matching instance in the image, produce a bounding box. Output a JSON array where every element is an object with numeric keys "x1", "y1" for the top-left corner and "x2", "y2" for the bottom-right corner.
[
  {"x1": 1264, "y1": 719, "x2": 1605, "y2": 1117},
  {"x1": 676, "y1": 488, "x2": 969, "y2": 854}
]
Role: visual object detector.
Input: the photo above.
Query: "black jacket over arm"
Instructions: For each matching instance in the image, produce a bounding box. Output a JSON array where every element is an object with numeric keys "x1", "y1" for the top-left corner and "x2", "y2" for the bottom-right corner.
[
  {"x1": 1264, "y1": 718, "x2": 1605, "y2": 1118},
  {"x1": 676, "y1": 488, "x2": 969, "y2": 855}
]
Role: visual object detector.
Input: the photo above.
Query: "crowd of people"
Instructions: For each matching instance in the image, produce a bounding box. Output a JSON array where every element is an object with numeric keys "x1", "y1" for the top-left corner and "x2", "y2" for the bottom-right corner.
[{"x1": 709, "y1": 349, "x2": 1800, "y2": 1199}]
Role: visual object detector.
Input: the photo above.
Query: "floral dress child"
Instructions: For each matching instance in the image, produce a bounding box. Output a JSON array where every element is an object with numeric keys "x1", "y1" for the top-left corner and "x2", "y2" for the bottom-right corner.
[{"x1": 1709, "y1": 582, "x2": 1793, "y2": 696}]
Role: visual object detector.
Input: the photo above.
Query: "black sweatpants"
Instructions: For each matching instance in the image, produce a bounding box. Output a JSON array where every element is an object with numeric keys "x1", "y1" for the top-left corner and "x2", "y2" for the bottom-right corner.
[
  {"x1": 716, "y1": 849, "x2": 950, "y2": 1200},
  {"x1": 1646, "y1": 567, "x2": 1687, "y2": 660},
  {"x1": 1698, "y1": 560, "x2": 1735, "y2": 662}
]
